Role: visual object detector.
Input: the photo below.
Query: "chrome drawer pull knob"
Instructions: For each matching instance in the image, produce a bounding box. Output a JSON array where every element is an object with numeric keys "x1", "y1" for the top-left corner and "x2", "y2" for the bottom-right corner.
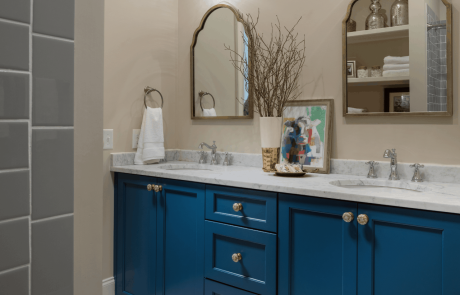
[
  {"x1": 147, "y1": 184, "x2": 153, "y2": 191},
  {"x1": 357, "y1": 214, "x2": 369, "y2": 225},
  {"x1": 342, "y1": 212, "x2": 354, "y2": 223},
  {"x1": 232, "y1": 253, "x2": 242, "y2": 263},
  {"x1": 233, "y1": 203, "x2": 243, "y2": 212}
]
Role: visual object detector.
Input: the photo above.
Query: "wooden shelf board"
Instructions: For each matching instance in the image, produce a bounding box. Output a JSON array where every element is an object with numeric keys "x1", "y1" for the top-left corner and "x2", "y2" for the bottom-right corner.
[{"x1": 347, "y1": 25, "x2": 409, "y2": 44}]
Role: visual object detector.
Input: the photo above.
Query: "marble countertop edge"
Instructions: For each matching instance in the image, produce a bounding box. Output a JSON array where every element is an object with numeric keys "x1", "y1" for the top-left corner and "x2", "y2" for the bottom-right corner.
[{"x1": 111, "y1": 162, "x2": 460, "y2": 215}]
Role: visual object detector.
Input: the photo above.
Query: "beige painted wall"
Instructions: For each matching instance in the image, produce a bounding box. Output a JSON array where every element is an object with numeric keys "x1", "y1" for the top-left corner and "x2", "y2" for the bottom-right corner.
[
  {"x1": 74, "y1": 0, "x2": 104, "y2": 293},
  {"x1": 103, "y1": 0, "x2": 460, "y2": 280},
  {"x1": 176, "y1": 0, "x2": 459, "y2": 165},
  {"x1": 102, "y1": 0, "x2": 178, "y2": 279}
]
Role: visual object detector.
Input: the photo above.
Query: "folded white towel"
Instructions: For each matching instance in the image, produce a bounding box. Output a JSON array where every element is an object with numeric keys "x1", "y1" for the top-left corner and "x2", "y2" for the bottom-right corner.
[
  {"x1": 383, "y1": 69, "x2": 410, "y2": 77},
  {"x1": 203, "y1": 108, "x2": 217, "y2": 117},
  {"x1": 348, "y1": 107, "x2": 368, "y2": 114},
  {"x1": 134, "y1": 107, "x2": 165, "y2": 165},
  {"x1": 384, "y1": 56, "x2": 409, "y2": 64},
  {"x1": 383, "y1": 64, "x2": 409, "y2": 71}
]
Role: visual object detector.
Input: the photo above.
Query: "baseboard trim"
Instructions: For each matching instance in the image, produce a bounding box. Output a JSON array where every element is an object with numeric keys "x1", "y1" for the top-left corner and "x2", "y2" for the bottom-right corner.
[{"x1": 103, "y1": 277, "x2": 115, "y2": 295}]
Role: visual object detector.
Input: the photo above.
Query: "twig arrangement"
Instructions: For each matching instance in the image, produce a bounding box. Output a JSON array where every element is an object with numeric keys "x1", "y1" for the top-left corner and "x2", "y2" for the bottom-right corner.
[{"x1": 225, "y1": 10, "x2": 306, "y2": 117}]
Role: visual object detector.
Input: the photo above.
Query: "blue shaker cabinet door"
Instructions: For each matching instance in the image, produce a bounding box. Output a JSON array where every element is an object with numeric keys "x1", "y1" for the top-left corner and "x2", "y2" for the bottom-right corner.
[
  {"x1": 157, "y1": 178, "x2": 206, "y2": 295},
  {"x1": 358, "y1": 204, "x2": 460, "y2": 295},
  {"x1": 115, "y1": 173, "x2": 158, "y2": 295},
  {"x1": 278, "y1": 194, "x2": 358, "y2": 295}
]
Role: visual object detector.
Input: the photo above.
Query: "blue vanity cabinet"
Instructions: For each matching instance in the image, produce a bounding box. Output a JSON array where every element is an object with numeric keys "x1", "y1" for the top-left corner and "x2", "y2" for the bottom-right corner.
[
  {"x1": 357, "y1": 203, "x2": 460, "y2": 295},
  {"x1": 278, "y1": 193, "x2": 358, "y2": 295},
  {"x1": 115, "y1": 173, "x2": 159, "y2": 295},
  {"x1": 115, "y1": 173, "x2": 205, "y2": 295}
]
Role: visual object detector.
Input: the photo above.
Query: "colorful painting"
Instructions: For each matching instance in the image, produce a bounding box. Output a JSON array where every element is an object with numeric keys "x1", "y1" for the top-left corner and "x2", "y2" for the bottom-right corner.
[{"x1": 280, "y1": 105, "x2": 328, "y2": 169}]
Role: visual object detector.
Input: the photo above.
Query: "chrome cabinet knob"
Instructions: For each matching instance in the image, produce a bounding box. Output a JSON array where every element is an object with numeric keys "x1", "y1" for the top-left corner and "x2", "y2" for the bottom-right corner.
[
  {"x1": 147, "y1": 184, "x2": 153, "y2": 191},
  {"x1": 233, "y1": 203, "x2": 243, "y2": 212},
  {"x1": 342, "y1": 212, "x2": 354, "y2": 223},
  {"x1": 232, "y1": 253, "x2": 242, "y2": 262},
  {"x1": 357, "y1": 214, "x2": 369, "y2": 225},
  {"x1": 154, "y1": 185, "x2": 163, "y2": 192}
]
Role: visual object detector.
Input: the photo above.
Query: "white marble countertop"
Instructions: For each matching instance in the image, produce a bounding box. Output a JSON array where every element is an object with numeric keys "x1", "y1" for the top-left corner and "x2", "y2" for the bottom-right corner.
[{"x1": 111, "y1": 161, "x2": 460, "y2": 215}]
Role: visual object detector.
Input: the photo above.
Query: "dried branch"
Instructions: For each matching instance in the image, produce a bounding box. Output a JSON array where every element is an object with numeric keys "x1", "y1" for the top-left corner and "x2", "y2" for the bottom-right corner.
[{"x1": 225, "y1": 11, "x2": 306, "y2": 117}]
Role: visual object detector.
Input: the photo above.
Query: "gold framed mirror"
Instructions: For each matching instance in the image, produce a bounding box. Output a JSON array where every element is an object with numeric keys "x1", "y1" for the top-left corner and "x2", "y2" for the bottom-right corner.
[
  {"x1": 190, "y1": 4, "x2": 253, "y2": 120},
  {"x1": 342, "y1": 0, "x2": 452, "y2": 117}
]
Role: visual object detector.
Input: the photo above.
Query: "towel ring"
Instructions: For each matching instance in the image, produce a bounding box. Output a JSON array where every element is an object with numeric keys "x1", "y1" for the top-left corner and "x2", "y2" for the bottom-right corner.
[
  {"x1": 199, "y1": 91, "x2": 216, "y2": 111},
  {"x1": 144, "y1": 87, "x2": 164, "y2": 109}
]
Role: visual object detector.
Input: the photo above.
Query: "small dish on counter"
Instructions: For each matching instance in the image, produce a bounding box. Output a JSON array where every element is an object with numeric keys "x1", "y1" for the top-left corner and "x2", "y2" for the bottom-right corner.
[
  {"x1": 274, "y1": 163, "x2": 306, "y2": 177},
  {"x1": 275, "y1": 171, "x2": 307, "y2": 177}
]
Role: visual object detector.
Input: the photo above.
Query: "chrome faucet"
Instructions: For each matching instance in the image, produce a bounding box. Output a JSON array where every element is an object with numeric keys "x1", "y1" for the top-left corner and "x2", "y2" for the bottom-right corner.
[
  {"x1": 383, "y1": 149, "x2": 400, "y2": 180},
  {"x1": 199, "y1": 141, "x2": 217, "y2": 165}
]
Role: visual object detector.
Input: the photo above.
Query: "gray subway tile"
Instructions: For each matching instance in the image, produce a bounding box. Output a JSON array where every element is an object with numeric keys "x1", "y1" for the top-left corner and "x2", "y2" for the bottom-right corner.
[
  {"x1": 0, "y1": 20, "x2": 29, "y2": 71},
  {"x1": 0, "y1": 0, "x2": 30, "y2": 23},
  {"x1": 0, "y1": 170, "x2": 30, "y2": 221},
  {"x1": 32, "y1": 215, "x2": 73, "y2": 295},
  {"x1": 0, "y1": 72, "x2": 29, "y2": 119},
  {"x1": 0, "y1": 218, "x2": 29, "y2": 272},
  {"x1": 32, "y1": 129, "x2": 73, "y2": 220},
  {"x1": 0, "y1": 266, "x2": 29, "y2": 295},
  {"x1": 33, "y1": 0, "x2": 74, "y2": 39},
  {"x1": 0, "y1": 122, "x2": 29, "y2": 169},
  {"x1": 32, "y1": 36, "x2": 74, "y2": 126}
]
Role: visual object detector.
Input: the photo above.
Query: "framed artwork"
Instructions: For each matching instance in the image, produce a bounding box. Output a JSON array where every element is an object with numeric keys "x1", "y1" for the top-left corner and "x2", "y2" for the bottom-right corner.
[
  {"x1": 280, "y1": 99, "x2": 334, "y2": 174},
  {"x1": 347, "y1": 61, "x2": 356, "y2": 78},
  {"x1": 384, "y1": 87, "x2": 410, "y2": 112},
  {"x1": 389, "y1": 92, "x2": 410, "y2": 112}
]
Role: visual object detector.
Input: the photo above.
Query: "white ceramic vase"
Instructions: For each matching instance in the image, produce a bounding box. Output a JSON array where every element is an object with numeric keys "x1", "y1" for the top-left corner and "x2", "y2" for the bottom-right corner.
[{"x1": 259, "y1": 117, "x2": 283, "y2": 148}]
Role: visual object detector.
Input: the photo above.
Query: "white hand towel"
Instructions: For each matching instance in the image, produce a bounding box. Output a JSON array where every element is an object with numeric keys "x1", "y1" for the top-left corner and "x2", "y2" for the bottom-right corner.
[
  {"x1": 203, "y1": 108, "x2": 217, "y2": 117},
  {"x1": 384, "y1": 56, "x2": 409, "y2": 64},
  {"x1": 383, "y1": 69, "x2": 410, "y2": 77},
  {"x1": 383, "y1": 64, "x2": 410, "y2": 71},
  {"x1": 134, "y1": 107, "x2": 165, "y2": 165},
  {"x1": 348, "y1": 107, "x2": 368, "y2": 114}
]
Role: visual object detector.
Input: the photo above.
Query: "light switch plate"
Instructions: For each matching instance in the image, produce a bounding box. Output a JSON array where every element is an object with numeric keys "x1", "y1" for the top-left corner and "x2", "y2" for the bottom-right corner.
[
  {"x1": 103, "y1": 129, "x2": 113, "y2": 150},
  {"x1": 132, "y1": 129, "x2": 141, "y2": 149}
]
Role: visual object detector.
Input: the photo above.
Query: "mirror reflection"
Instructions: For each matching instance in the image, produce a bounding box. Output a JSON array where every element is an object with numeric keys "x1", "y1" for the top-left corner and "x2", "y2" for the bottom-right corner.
[
  {"x1": 345, "y1": 0, "x2": 450, "y2": 115},
  {"x1": 192, "y1": 6, "x2": 250, "y2": 119}
]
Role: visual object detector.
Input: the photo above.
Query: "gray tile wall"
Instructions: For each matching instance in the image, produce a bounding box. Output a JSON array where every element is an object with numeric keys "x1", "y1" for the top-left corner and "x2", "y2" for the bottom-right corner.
[
  {"x1": 427, "y1": 5, "x2": 447, "y2": 112},
  {"x1": 0, "y1": 0, "x2": 74, "y2": 293}
]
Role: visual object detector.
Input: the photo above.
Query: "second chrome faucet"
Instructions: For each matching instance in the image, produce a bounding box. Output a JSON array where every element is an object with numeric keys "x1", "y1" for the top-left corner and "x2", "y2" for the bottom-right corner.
[
  {"x1": 383, "y1": 149, "x2": 400, "y2": 180},
  {"x1": 198, "y1": 141, "x2": 218, "y2": 165}
]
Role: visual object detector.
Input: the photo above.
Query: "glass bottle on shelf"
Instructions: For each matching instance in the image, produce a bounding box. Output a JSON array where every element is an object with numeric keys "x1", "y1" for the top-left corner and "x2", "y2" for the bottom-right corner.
[
  {"x1": 390, "y1": 0, "x2": 409, "y2": 26},
  {"x1": 366, "y1": 0, "x2": 385, "y2": 30}
]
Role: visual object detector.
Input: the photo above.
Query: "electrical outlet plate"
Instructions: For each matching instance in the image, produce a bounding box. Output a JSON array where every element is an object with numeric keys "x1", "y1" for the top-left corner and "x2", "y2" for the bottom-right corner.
[
  {"x1": 132, "y1": 129, "x2": 141, "y2": 149},
  {"x1": 103, "y1": 129, "x2": 114, "y2": 150}
]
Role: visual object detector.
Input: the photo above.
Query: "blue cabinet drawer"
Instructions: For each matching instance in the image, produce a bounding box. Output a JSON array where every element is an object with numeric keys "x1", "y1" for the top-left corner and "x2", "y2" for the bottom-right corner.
[
  {"x1": 205, "y1": 221, "x2": 276, "y2": 295},
  {"x1": 205, "y1": 279, "x2": 256, "y2": 295},
  {"x1": 205, "y1": 185, "x2": 277, "y2": 232}
]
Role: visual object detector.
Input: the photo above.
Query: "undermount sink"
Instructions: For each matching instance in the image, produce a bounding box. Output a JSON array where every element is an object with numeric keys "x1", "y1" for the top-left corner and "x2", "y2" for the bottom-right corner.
[
  {"x1": 159, "y1": 164, "x2": 217, "y2": 171},
  {"x1": 330, "y1": 179, "x2": 429, "y2": 193}
]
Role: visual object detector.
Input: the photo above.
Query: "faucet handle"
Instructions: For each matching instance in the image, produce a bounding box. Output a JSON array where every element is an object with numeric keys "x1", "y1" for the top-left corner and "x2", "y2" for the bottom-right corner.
[
  {"x1": 410, "y1": 163, "x2": 424, "y2": 182},
  {"x1": 410, "y1": 163, "x2": 424, "y2": 169},
  {"x1": 223, "y1": 152, "x2": 230, "y2": 166},
  {"x1": 198, "y1": 150, "x2": 206, "y2": 164},
  {"x1": 365, "y1": 161, "x2": 378, "y2": 178}
]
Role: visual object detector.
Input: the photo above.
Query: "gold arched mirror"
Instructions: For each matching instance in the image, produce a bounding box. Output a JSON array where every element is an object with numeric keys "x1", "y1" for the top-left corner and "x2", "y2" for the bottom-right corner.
[
  {"x1": 190, "y1": 4, "x2": 253, "y2": 120},
  {"x1": 342, "y1": 0, "x2": 452, "y2": 116}
]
